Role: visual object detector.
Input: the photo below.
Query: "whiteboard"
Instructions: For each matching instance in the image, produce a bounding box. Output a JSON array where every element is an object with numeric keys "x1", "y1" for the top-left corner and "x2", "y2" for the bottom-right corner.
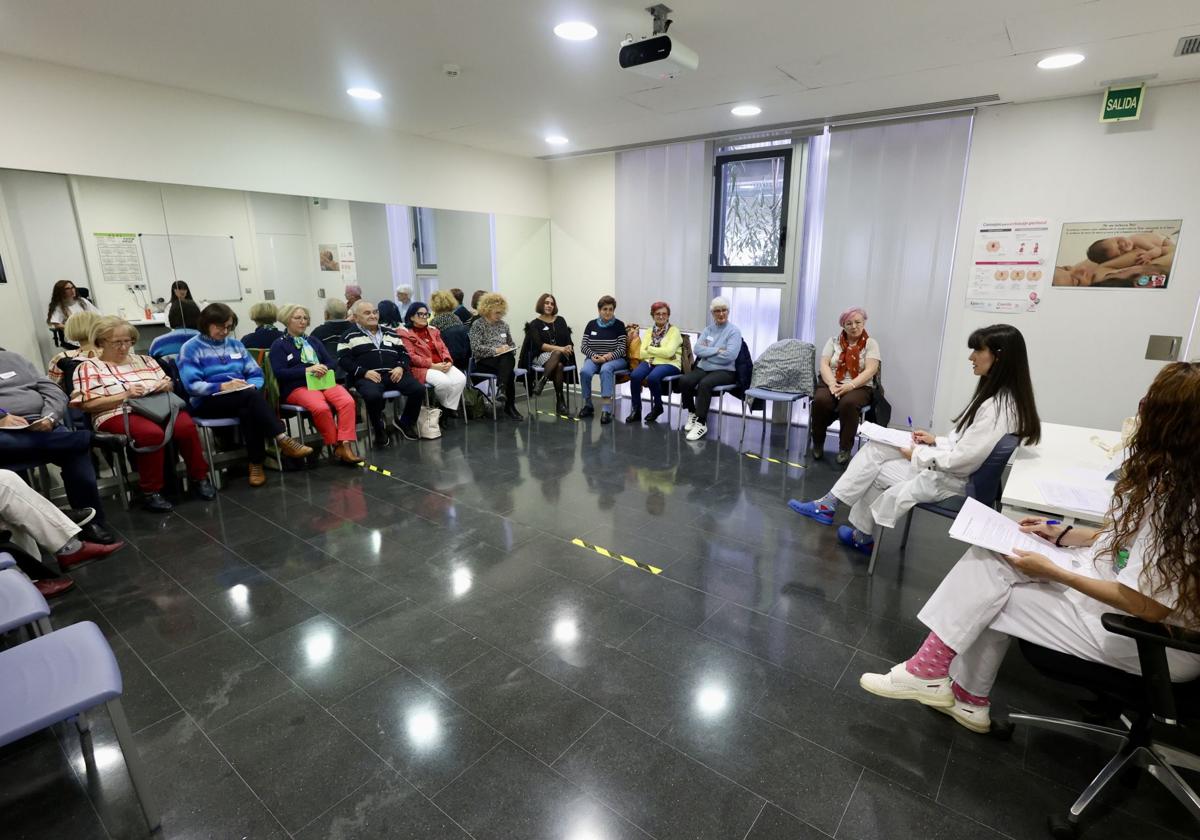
[{"x1": 140, "y1": 233, "x2": 241, "y2": 303}]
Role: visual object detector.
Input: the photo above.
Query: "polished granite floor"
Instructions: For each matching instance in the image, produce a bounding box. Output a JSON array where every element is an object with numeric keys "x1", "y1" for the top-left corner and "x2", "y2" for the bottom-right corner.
[{"x1": 1, "y1": 397, "x2": 1196, "y2": 840}]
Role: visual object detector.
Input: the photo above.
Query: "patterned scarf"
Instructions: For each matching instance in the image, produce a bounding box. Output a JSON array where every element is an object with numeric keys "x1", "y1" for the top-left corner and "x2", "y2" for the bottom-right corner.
[
  {"x1": 836, "y1": 329, "x2": 869, "y2": 382},
  {"x1": 650, "y1": 322, "x2": 669, "y2": 348},
  {"x1": 293, "y1": 335, "x2": 318, "y2": 365}
]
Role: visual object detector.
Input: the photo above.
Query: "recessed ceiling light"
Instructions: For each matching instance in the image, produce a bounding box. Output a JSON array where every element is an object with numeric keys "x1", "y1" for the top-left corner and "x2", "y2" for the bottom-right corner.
[
  {"x1": 731, "y1": 104, "x2": 761, "y2": 117},
  {"x1": 545, "y1": 135, "x2": 569, "y2": 146},
  {"x1": 1037, "y1": 53, "x2": 1084, "y2": 70},
  {"x1": 554, "y1": 21, "x2": 597, "y2": 41},
  {"x1": 346, "y1": 87, "x2": 383, "y2": 100}
]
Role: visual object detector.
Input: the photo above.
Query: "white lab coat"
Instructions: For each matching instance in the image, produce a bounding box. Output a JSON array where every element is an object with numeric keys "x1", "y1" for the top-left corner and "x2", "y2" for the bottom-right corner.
[
  {"x1": 48, "y1": 296, "x2": 99, "y2": 326},
  {"x1": 831, "y1": 395, "x2": 1017, "y2": 533},
  {"x1": 916, "y1": 523, "x2": 1198, "y2": 698}
]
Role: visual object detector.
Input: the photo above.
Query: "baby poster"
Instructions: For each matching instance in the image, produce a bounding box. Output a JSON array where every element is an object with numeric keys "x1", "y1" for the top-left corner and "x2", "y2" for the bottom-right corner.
[{"x1": 1053, "y1": 220, "x2": 1181, "y2": 289}]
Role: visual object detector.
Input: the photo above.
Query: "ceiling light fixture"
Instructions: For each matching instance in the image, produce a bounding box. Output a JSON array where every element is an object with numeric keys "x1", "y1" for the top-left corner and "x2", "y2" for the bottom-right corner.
[
  {"x1": 554, "y1": 21, "x2": 597, "y2": 41},
  {"x1": 346, "y1": 87, "x2": 383, "y2": 100},
  {"x1": 1036, "y1": 53, "x2": 1084, "y2": 70},
  {"x1": 545, "y1": 135, "x2": 569, "y2": 146},
  {"x1": 731, "y1": 104, "x2": 761, "y2": 117}
]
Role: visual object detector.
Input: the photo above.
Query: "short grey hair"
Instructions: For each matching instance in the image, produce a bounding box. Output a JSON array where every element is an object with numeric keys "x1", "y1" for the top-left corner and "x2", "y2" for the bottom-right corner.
[
  {"x1": 350, "y1": 299, "x2": 375, "y2": 316},
  {"x1": 397, "y1": 284, "x2": 413, "y2": 295},
  {"x1": 710, "y1": 296, "x2": 730, "y2": 311},
  {"x1": 323, "y1": 298, "x2": 348, "y2": 320}
]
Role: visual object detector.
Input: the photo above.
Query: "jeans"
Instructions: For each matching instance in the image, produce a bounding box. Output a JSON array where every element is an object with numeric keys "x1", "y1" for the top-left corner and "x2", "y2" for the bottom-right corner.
[
  {"x1": 627, "y1": 361, "x2": 680, "y2": 413},
  {"x1": 580, "y1": 358, "x2": 628, "y2": 406}
]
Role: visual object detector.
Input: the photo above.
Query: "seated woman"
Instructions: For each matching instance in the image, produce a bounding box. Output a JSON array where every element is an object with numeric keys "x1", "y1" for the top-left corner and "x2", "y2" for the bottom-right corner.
[
  {"x1": 402, "y1": 301, "x2": 467, "y2": 425},
  {"x1": 73, "y1": 316, "x2": 215, "y2": 512},
  {"x1": 240, "y1": 302, "x2": 283, "y2": 349},
  {"x1": 811, "y1": 307, "x2": 880, "y2": 465},
  {"x1": 468, "y1": 292, "x2": 522, "y2": 420},
  {"x1": 860, "y1": 361, "x2": 1200, "y2": 734},
  {"x1": 789, "y1": 324, "x2": 1040, "y2": 554},
  {"x1": 268, "y1": 304, "x2": 362, "y2": 464},
  {"x1": 429, "y1": 290, "x2": 463, "y2": 332},
  {"x1": 46, "y1": 279, "x2": 99, "y2": 331},
  {"x1": 179, "y1": 303, "x2": 312, "y2": 487},
  {"x1": 47, "y1": 310, "x2": 102, "y2": 387},
  {"x1": 680, "y1": 297, "x2": 743, "y2": 441},
  {"x1": 525, "y1": 292, "x2": 573, "y2": 416},
  {"x1": 377, "y1": 299, "x2": 403, "y2": 328},
  {"x1": 577, "y1": 295, "x2": 628, "y2": 425},
  {"x1": 167, "y1": 280, "x2": 201, "y2": 330},
  {"x1": 627, "y1": 301, "x2": 681, "y2": 425}
]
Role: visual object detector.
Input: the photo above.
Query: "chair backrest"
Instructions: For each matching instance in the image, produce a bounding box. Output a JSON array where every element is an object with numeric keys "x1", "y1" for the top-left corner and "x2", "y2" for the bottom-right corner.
[{"x1": 964, "y1": 433, "x2": 1020, "y2": 506}]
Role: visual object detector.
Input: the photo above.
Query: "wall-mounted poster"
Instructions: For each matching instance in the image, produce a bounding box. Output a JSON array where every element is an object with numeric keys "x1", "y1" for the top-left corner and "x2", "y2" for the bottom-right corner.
[
  {"x1": 1053, "y1": 219, "x2": 1181, "y2": 288},
  {"x1": 318, "y1": 244, "x2": 340, "y2": 272},
  {"x1": 966, "y1": 218, "x2": 1051, "y2": 313},
  {"x1": 337, "y1": 242, "x2": 357, "y2": 284}
]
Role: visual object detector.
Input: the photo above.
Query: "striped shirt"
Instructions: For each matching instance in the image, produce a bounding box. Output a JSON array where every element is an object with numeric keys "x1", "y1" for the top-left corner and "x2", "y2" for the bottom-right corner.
[
  {"x1": 337, "y1": 325, "x2": 411, "y2": 379},
  {"x1": 178, "y1": 335, "x2": 264, "y2": 408},
  {"x1": 72, "y1": 354, "x2": 172, "y2": 426},
  {"x1": 581, "y1": 319, "x2": 627, "y2": 359}
]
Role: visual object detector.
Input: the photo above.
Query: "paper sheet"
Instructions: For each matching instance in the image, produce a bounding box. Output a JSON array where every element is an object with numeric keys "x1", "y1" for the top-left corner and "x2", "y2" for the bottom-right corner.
[
  {"x1": 858, "y1": 422, "x2": 913, "y2": 449},
  {"x1": 306, "y1": 369, "x2": 336, "y2": 391},
  {"x1": 948, "y1": 497, "x2": 1082, "y2": 570},
  {"x1": 1035, "y1": 480, "x2": 1113, "y2": 516}
]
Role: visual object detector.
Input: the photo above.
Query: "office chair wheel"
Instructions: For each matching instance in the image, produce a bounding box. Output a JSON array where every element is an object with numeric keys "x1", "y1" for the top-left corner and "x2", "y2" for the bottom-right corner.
[{"x1": 1047, "y1": 814, "x2": 1079, "y2": 839}]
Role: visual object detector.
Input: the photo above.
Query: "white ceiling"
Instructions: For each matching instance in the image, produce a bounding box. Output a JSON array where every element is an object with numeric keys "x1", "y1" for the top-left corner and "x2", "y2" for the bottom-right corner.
[{"x1": 2, "y1": 0, "x2": 1199, "y2": 158}]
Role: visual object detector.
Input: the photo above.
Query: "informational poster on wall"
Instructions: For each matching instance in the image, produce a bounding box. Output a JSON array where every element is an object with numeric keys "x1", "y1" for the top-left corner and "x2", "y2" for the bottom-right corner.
[
  {"x1": 337, "y1": 243, "x2": 357, "y2": 284},
  {"x1": 966, "y1": 219, "x2": 1051, "y2": 313},
  {"x1": 95, "y1": 232, "x2": 145, "y2": 285},
  {"x1": 318, "y1": 243, "x2": 340, "y2": 272},
  {"x1": 1053, "y1": 219, "x2": 1181, "y2": 289}
]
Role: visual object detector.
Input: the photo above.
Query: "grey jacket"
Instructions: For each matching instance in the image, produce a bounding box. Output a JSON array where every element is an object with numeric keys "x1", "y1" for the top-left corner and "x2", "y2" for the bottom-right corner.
[
  {"x1": 0, "y1": 350, "x2": 68, "y2": 423},
  {"x1": 748, "y1": 339, "x2": 816, "y2": 396}
]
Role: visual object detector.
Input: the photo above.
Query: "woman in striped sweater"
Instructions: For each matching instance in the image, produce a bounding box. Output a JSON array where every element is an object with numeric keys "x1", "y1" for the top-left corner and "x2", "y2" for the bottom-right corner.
[{"x1": 578, "y1": 295, "x2": 628, "y2": 425}]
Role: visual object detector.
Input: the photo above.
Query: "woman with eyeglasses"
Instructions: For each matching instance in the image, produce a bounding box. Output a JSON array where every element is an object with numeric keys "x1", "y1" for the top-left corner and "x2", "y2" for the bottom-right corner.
[
  {"x1": 179, "y1": 303, "x2": 312, "y2": 487},
  {"x1": 402, "y1": 301, "x2": 467, "y2": 423},
  {"x1": 46, "y1": 279, "x2": 99, "y2": 330},
  {"x1": 73, "y1": 316, "x2": 214, "y2": 512}
]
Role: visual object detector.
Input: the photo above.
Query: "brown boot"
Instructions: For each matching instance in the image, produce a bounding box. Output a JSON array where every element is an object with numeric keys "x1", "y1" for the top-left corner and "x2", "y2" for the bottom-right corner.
[
  {"x1": 277, "y1": 436, "x2": 313, "y2": 459},
  {"x1": 248, "y1": 463, "x2": 267, "y2": 487},
  {"x1": 333, "y1": 441, "x2": 364, "y2": 466}
]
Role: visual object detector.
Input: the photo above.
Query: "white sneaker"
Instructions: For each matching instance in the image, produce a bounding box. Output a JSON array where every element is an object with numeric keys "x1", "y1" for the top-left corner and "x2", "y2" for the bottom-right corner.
[
  {"x1": 685, "y1": 422, "x2": 708, "y2": 441},
  {"x1": 934, "y1": 698, "x2": 992, "y2": 733},
  {"x1": 859, "y1": 663, "x2": 954, "y2": 708},
  {"x1": 683, "y1": 412, "x2": 698, "y2": 432}
]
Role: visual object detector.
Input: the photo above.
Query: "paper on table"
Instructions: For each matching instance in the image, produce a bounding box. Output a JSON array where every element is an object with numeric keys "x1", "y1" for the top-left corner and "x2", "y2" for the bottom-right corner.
[
  {"x1": 948, "y1": 497, "x2": 1082, "y2": 570},
  {"x1": 1035, "y1": 480, "x2": 1113, "y2": 516},
  {"x1": 858, "y1": 421, "x2": 913, "y2": 449}
]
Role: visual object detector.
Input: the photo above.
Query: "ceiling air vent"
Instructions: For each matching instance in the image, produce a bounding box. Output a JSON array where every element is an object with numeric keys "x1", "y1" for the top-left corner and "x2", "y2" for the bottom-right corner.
[{"x1": 1175, "y1": 34, "x2": 1200, "y2": 57}]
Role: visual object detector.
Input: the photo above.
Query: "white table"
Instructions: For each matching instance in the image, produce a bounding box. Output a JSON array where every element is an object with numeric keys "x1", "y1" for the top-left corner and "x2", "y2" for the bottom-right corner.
[{"x1": 1001, "y1": 422, "x2": 1122, "y2": 524}]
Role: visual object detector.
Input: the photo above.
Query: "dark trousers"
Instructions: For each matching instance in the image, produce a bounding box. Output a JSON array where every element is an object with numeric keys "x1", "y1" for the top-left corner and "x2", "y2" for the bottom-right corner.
[
  {"x1": 628, "y1": 361, "x2": 680, "y2": 413},
  {"x1": 474, "y1": 354, "x2": 517, "y2": 403},
  {"x1": 355, "y1": 374, "x2": 423, "y2": 430},
  {"x1": 193, "y1": 389, "x2": 284, "y2": 464},
  {"x1": 679, "y1": 368, "x2": 736, "y2": 423},
  {"x1": 810, "y1": 385, "x2": 872, "y2": 452},
  {"x1": 0, "y1": 535, "x2": 58, "y2": 581},
  {"x1": 0, "y1": 427, "x2": 105, "y2": 521}
]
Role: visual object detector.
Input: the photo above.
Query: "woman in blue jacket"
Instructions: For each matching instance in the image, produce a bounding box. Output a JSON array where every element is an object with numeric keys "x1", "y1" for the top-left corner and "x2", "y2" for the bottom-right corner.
[{"x1": 178, "y1": 303, "x2": 312, "y2": 487}]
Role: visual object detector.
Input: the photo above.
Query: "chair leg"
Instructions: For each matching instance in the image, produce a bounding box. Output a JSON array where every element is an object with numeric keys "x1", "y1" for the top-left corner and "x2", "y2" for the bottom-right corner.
[
  {"x1": 738, "y1": 402, "x2": 748, "y2": 449},
  {"x1": 1008, "y1": 714, "x2": 1130, "y2": 746},
  {"x1": 35, "y1": 616, "x2": 53, "y2": 637},
  {"x1": 1147, "y1": 749, "x2": 1200, "y2": 822},
  {"x1": 867, "y1": 525, "x2": 884, "y2": 575},
  {"x1": 106, "y1": 697, "x2": 162, "y2": 832},
  {"x1": 899, "y1": 509, "x2": 915, "y2": 550},
  {"x1": 1068, "y1": 740, "x2": 1142, "y2": 819},
  {"x1": 74, "y1": 711, "x2": 91, "y2": 734}
]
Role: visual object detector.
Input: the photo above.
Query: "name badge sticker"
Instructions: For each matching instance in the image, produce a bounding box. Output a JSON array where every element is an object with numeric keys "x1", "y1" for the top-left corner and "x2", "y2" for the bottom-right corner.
[
  {"x1": 590, "y1": 331, "x2": 598, "y2": 336},
  {"x1": 0, "y1": 371, "x2": 16, "y2": 380},
  {"x1": 287, "y1": 354, "x2": 295, "y2": 361},
  {"x1": 231, "y1": 352, "x2": 243, "y2": 359}
]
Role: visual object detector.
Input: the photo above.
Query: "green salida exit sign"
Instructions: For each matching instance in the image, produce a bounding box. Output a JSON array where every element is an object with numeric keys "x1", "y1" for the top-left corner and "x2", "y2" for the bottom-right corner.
[{"x1": 1100, "y1": 84, "x2": 1145, "y2": 123}]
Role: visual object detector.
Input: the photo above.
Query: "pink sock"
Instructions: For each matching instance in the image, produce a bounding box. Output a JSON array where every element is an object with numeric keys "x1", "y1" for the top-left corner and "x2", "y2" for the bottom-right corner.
[
  {"x1": 952, "y1": 682, "x2": 990, "y2": 707},
  {"x1": 904, "y1": 632, "x2": 956, "y2": 679}
]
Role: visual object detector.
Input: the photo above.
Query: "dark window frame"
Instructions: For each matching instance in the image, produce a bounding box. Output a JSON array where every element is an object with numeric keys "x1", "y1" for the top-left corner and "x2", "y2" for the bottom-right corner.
[{"x1": 710, "y1": 147, "x2": 793, "y2": 274}]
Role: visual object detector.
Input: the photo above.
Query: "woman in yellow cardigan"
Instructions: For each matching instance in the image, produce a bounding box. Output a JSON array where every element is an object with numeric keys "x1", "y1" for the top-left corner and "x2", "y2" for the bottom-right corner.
[{"x1": 626, "y1": 301, "x2": 682, "y2": 424}]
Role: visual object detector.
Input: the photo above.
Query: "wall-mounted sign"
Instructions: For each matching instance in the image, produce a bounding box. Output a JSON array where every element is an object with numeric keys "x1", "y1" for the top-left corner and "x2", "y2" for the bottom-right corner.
[{"x1": 1100, "y1": 84, "x2": 1145, "y2": 123}]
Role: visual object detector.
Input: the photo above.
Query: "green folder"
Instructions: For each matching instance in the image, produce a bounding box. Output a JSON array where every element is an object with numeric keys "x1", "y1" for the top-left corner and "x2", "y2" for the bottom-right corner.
[{"x1": 306, "y1": 368, "x2": 336, "y2": 391}]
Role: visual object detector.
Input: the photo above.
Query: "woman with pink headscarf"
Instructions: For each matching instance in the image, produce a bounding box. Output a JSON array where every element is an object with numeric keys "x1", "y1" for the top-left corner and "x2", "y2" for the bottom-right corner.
[{"x1": 811, "y1": 307, "x2": 881, "y2": 465}]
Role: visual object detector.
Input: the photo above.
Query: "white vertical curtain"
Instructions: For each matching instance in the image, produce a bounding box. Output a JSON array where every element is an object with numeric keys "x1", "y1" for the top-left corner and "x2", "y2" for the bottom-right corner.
[
  {"x1": 615, "y1": 141, "x2": 710, "y2": 332},
  {"x1": 812, "y1": 113, "x2": 973, "y2": 428}
]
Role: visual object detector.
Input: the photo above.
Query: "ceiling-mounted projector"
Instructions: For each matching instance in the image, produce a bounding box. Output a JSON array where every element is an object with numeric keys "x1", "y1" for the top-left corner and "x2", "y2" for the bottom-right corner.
[{"x1": 618, "y1": 4, "x2": 699, "y2": 80}]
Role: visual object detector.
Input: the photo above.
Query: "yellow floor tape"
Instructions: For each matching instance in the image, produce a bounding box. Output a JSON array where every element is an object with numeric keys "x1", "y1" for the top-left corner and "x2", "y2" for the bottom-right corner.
[
  {"x1": 744, "y1": 452, "x2": 806, "y2": 470},
  {"x1": 365, "y1": 463, "x2": 394, "y2": 477},
  {"x1": 535, "y1": 409, "x2": 579, "y2": 422},
  {"x1": 571, "y1": 538, "x2": 662, "y2": 575}
]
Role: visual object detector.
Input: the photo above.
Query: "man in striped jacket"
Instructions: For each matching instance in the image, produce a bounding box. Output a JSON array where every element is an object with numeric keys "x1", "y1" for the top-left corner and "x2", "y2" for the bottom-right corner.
[{"x1": 338, "y1": 301, "x2": 424, "y2": 444}]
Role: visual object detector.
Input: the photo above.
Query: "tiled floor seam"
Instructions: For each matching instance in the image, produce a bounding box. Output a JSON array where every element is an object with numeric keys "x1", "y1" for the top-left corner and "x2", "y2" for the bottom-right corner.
[
  {"x1": 738, "y1": 802, "x2": 768, "y2": 840},
  {"x1": 830, "y1": 767, "x2": 864, "y2": 838}
]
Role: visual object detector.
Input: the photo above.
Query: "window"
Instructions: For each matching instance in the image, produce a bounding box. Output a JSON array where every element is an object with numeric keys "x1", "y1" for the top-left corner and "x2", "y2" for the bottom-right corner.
[
  {"x1": 711, "y1": 148, "x2": 792, "y2": 273},
  {"x1": 412, "y1": 207, "x2": 438, "y2": 269}
]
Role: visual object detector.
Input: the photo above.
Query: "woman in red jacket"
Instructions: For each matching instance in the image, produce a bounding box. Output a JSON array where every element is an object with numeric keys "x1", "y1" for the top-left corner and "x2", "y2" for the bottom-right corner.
[{"x1": 402, "y1": 301, "x2": 467, "y2": 421}]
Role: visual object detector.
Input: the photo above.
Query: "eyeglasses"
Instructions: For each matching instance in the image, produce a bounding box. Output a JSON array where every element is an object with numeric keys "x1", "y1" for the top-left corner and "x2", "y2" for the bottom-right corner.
[
  {"x1": 711, "y1": 308, "x2": 729, "y2": 314},
  {"x1": 107, "y1": 339, "x2": 135, "y2": 347},
  {"x1": 213, "y1": 322, "x2": 234, "y2": 333},
  {"x1": 414, "y1": 311, "x2": 430, "y2": 317}
]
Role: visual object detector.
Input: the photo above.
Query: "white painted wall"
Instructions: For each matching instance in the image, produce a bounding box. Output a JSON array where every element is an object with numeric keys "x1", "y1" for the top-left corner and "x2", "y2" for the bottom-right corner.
[
  {"x1": 494, "y1": 215, "x2": 553, "y2": 320},
  {"x1": 549, "y1": 155, "x2": 616, "y2": 340},
  {"x1": 933, "y1": 82, "x2": 1200, "y2": 432},
  {"x1": 0, "y1": 53, "x2": 548, "y2": 218}
]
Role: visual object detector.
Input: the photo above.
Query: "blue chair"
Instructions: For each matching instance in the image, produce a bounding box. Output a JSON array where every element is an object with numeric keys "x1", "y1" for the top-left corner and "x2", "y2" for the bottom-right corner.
[
  {"x1": 740, "y1": 388, "x2": 808, "y2": 457},
  {"x1": 0, "y1": 552, "x2": 14, "y2": 571},
  {"x1": 192, "y1": 416, "x2": 240, "y2": 488},
  {"x1": 0, "y1": 568, "x2": 52, "y2": 636},
  {"x1": 466, "y1": 359, "x2": 499, "y2": 421},
  {"x1": 0, "y1": 621, "x2": 161, "y2": 832},
  {"x1": 867, "y1": 433, "x2": 1021, "y2": 575},
  {"x1": 706, "y1": 383, "x2": 738, "y2": 438}
]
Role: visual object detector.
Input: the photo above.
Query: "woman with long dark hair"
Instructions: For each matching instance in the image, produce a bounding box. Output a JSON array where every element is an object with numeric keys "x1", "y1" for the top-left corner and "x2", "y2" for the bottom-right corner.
[
  {"x1": 46, "y1": 279, "x2": 99, "y2": 328},
  {"x1": 790, "y1": 324, "x2": 1040, "y2": 554},
  {"x1": 860, "y1": 361, "x2": 1200, "y2": 733},
  {"x1": 167, "y1": 280, "x2": 201, "y2": 329}
]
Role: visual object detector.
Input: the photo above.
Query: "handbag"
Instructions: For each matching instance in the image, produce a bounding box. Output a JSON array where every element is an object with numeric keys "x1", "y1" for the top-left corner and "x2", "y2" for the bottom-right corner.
[
  {"x1": 123, "y1": 391, "x2": 187, "y2": 453},
  {"x1": 417, "y1": 404, "x2": 442, "y2": 439}
]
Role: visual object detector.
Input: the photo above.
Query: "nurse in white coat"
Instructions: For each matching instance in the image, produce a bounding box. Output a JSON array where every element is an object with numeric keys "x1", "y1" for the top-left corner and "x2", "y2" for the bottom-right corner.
[
  {"x1": 859, "y1": 361, "x2": 1200, "y2": 734},
  {"x1": 789, "y1": 324, "x2": 1042, "y2": 554}
]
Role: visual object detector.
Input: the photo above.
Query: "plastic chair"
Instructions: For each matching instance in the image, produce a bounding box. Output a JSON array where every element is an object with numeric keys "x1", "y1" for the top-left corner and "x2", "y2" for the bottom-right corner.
[
  {"x1": 466, "y1": 359, "x2": 499, "y2": 421},
  {"x1": 0, "y1": 621, "x2": 161, "y2": 832},
  {"x1": 527, "y1": 364, "x2": 577, "y2": 413},
  {"x1": 0, "y1": 552, "x2": 14, "y2": 571},
  {"x1": 0, "y1": 568, "x2": 53, "y2": 636},
  {"x1": 867, "y1": 433, "x2": 1021, "y2": 575},
  {"x1": 740, "y1": 387, "x2": 808, "y2": 456},
  {"x1": 705, "y1": 383, "x2": 738, "y2": 438},
  {"x1": 192, "y1": 416, "x2": 240, "y2": 488}
]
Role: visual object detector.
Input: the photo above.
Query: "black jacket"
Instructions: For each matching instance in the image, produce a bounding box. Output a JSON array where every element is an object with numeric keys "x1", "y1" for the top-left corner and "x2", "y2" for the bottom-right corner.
[{"x1": 336, "y1": 325, "x2": 412, "y2": 380}]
